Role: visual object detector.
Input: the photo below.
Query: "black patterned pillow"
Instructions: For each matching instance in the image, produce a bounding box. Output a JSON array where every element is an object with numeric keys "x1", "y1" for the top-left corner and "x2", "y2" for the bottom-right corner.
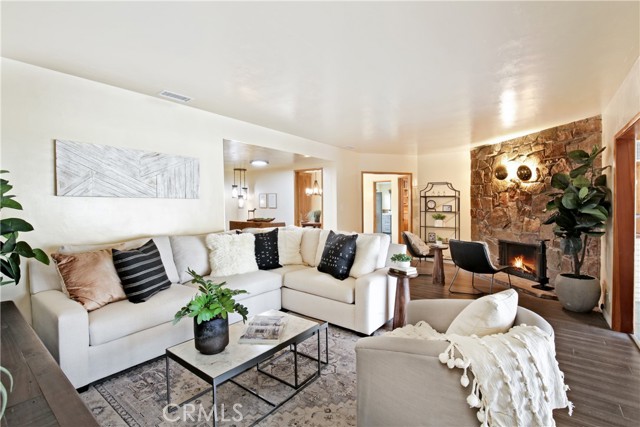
[
  {"x1": 254, "y1": 228, "x2": 282, "y2": 270},
  {"x1": 112, "y1": 240, "x2": 171, "y2": 303},
  {"x1": 317, "y1": 231, "x2": 358, "y2": 280}
]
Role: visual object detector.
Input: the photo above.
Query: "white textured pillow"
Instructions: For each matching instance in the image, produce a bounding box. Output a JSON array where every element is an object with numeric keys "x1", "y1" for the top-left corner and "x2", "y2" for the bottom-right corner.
[
  {"x1": 206, "y1": 233, "x2": 258, "y2": 277},
  {"x1": 446, "y1": 289, "x2": 518, "y2": 337},
  {"x1": 350, "y1": 234, "x2": 382, "y2": 278},
  {"x1": 278, "y1": 228, "x2": 304, "y2": 265},
  {"x1": 300, "y1": 228, "x2": 322, "y2": 266}
]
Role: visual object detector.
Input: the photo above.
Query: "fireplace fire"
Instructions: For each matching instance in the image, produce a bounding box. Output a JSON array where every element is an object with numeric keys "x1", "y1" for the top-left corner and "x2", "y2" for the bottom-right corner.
[{"x1": 498, "y1": 239, "x2": 551, "y2": 290}]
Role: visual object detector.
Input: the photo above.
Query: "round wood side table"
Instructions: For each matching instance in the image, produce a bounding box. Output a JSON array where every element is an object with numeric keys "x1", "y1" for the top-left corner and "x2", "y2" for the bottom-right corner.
[
  {"x1": 429, "y1": 245, "x2": 449, "y2": 285},
  {"x1": 388, "y1": 270, "x2": 419, "y2": 329}
]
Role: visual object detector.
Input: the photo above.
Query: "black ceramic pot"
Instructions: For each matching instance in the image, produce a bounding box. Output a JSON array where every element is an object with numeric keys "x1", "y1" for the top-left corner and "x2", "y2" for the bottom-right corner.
[{"x1": 194, "y1": 317, "x2": 229, "y2": 355}]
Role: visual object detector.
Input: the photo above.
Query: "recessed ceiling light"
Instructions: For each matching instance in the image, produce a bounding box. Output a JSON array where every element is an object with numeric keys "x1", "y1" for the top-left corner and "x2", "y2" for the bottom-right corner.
[
  {"x1": 158, "y1": 90, "x2": 192, "y2": 103},
  {"x1": 250, "y1": 160, "x2": 269, "y2": 167}
]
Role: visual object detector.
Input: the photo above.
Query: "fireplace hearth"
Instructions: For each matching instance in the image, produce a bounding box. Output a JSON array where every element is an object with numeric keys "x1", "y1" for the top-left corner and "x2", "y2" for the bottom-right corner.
[{"x1": 498, "y1": 239, "x2": 552, "y2": 290}]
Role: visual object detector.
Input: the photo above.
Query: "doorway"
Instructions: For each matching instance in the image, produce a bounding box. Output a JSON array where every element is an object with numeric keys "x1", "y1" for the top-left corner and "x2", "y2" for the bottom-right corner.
[
  {"x1": 294, "y1": 168, "x2": 323, "y2": 227},
  {"x1": 613, "y1": 113, "x2": 640, "y2": 334},
  {"x1": 362, "y1": 172, "x2": 412, "y2": 243}
]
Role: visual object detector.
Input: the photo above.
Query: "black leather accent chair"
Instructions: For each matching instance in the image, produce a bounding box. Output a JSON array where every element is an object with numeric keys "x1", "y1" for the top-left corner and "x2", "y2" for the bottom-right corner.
[
  {"x1": 402, "y1": 231, "x2": 434, "y2": 266},
  {"x1": 448, "y1": 239, "x2": 512, "y2": 294}
]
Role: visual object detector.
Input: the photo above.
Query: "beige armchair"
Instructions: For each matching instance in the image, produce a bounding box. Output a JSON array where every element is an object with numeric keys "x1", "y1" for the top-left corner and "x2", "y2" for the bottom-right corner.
[{"x1": 355, "y1": 299, "x2": 553, "y2": 427}]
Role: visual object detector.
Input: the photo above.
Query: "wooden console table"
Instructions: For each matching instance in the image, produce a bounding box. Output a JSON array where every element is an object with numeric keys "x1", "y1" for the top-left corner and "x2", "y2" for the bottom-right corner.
[
  {"x1": 229, "y1": 220, "x2": 285, "y2": 230},
  {"x1": 0, "y1": 301, "x2": 98, "y2": 426}
]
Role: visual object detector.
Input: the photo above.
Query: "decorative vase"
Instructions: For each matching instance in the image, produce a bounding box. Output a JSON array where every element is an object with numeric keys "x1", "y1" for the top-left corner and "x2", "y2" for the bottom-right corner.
[
  {"x1": 396, "y1": 261, "x2": 411, "y2": 269},
  {"x1": 194, "y1": 317, "x2": 229, "y2": 355},
  {"x1": 554, "y1": 274, "x2": 601, "y2": 313},
  {"x1": 434, "y1": 219, "x2": 444, "y2": 227}
]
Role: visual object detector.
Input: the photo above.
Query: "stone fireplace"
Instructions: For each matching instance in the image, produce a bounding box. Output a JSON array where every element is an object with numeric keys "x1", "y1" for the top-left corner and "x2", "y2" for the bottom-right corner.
[{"x1": 470, "y1": 116, "x2": 602, "y2": 286}]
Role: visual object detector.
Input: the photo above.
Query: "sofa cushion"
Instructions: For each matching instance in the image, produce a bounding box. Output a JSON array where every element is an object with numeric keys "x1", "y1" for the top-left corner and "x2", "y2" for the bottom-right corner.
[
  {"x1": 314, "y1": 229, "x2": 355, "y2": 267},
  {"x1": 446, "y1": 289, "x2": 519, "y2": 337},
  {"x1": 300, "y1": 228, "x2": 322, "y2": 266},
  {"x1": 186, "y1": 270, "x2": 282, "y2": 303},
  {"x1": 278, "y1": 228, "x2": 304, "y2": 265},
  {"x1": 206, "y1": 233, "x2": 259, "y2": 277},
  {"x1": 269, "y1": 264, "x2": 309, "y2": 277},
  {"x1": 112, "y1": 240, "x2": 172, "y2": 304},
  {"x1": 317, "y1": 231, "x2": 358, "y2": 280},
  {"x1": 59, "y1": 236, "x2": 180, "y2": 284},
  {"x1": 51, "y1": 249, "x2": 126, "y2": 311},
  {"x1": 253, "y1": 228, "x2": 282, "y2": 270},
  {"x1": 169, "y1": 234, "x2": 211, "y2": 283},
  {"x1": 283, "y1": 268, "x2": 356, "y2": 304},
  {"x1": 365, "y1": 233, "x2": 391, "y2": 269},
  {"x1": 350, "y1": 234, "x2": 381, "y2": 278},
  {"x1": 88, "y1": 284, "x2": 197, "y2": 346}
]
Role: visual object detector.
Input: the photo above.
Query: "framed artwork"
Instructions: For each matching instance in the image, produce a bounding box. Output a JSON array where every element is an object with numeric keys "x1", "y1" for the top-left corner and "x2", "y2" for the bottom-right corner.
[
  {"x1": 258, "y1": 193, "x2": 267, "y2": 208},
  {"x1": 442, "y1": 204, "x2": 453, "y2": 212},
  {"x1": 267, "y1": 193, "x2": 277, "y2": 209},
  {"x1": 427, "y1": 232, "x2": 436, "y2": 243}
]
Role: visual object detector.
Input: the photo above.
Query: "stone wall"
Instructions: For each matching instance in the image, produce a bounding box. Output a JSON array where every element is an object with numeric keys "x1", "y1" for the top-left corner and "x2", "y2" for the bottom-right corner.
[{"x1": 470, "y1": 116, "x2": 602, "y2": 285}]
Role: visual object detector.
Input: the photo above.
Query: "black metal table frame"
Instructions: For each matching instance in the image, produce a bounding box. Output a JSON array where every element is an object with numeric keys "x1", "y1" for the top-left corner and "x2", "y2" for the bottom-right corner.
[{"x1": 166, "y1": 322, "x2": 329, "y2": 427}]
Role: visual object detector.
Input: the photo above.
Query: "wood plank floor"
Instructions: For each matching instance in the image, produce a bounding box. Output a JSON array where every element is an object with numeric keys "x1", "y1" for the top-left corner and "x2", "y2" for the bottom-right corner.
[{"x1": 409, "y1": 261, "x2": 640, "y2": 427}]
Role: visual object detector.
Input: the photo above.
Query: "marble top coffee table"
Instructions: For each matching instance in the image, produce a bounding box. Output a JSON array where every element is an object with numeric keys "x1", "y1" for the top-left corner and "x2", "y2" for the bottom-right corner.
[{"x1": 166, "y1": 310, "x2": 328, "y2": 426}]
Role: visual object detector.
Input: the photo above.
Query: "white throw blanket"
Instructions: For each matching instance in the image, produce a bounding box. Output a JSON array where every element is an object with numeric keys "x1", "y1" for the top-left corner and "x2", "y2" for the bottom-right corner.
[{"x1": 386, "y1": 322, "x2": 572, "y2": 427}]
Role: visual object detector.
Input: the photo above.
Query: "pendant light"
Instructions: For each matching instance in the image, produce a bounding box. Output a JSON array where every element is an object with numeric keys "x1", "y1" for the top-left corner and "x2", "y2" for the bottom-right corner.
[
  {"x1": 237, "y1": 168, "x2": 247, "y2": 209},
  {"x1": 231, "y1": 168, "x2": 239, "y2": 198},
  {"x1": 311, "y1": 171, "x2": 322, "y2": 195}
]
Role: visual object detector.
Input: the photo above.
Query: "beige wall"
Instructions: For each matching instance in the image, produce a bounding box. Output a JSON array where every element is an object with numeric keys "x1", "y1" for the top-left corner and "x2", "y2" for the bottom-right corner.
[
  {"x1": 0, "y1": 59, "x2": 343, "y2": 319},
  {"x1": 417, "y1": 149, "x2": 471, "y2": 241},
  {"x1": 601, "y1": 56, "x2": 640, "y2": 326}
]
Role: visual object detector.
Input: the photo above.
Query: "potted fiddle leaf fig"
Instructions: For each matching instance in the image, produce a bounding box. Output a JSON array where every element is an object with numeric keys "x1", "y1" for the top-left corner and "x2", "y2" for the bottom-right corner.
[
  {"x1": 543, "y1": 146, "x2": 611, "y2": 312},
  {"x1": 174, "y1": 269, "x2": 249, "y2": 354},
  {"x1": 1, "y1": 171, "x2": 50, "y2": 286}
]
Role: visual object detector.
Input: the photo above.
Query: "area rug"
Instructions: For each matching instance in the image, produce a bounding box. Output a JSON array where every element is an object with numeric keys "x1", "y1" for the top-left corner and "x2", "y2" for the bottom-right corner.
[{"x1": 80, "y1": 325, "x2": 380, "y2": 426}]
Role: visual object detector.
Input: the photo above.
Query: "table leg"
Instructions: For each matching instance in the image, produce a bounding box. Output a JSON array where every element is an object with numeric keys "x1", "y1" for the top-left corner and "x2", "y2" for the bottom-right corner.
[
  {"x1": 433, "y1": 249, "x2": 445, "y2": 285},
  {"x1": 166, "y1": 356, "x2": 171, "y2": 406},
  {"x1": 212, "y1": 381, "x2": 217, "y2": 427},
  {"x1": 393, "y1": 277, "x2": 410, "y2": 329}
]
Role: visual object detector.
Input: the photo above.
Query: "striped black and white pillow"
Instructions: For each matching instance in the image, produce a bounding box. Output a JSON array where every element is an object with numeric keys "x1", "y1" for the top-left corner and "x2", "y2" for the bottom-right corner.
[{"x1": 112, "y1": 240, "x2": 171, "y2": 303}]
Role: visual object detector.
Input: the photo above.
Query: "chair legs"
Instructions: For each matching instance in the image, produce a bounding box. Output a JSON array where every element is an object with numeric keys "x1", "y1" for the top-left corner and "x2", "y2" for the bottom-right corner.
[{"x1": 448, "y1": 268, "x2": 483, "y2": 295}]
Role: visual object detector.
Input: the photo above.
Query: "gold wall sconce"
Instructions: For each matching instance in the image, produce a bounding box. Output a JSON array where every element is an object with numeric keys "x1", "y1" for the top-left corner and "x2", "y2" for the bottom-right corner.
[{"x1": 493, "y1": 162, "x2": 536, "y2": 183}]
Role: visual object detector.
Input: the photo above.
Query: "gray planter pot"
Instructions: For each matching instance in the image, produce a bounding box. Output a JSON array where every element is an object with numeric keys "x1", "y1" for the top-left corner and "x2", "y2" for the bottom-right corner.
[
  {"x1": 194, "y1": 316, "x2": 229, "y2": 355},
  {"x1": 555, "y1": 274, "x2": 601, "y2": 313}
]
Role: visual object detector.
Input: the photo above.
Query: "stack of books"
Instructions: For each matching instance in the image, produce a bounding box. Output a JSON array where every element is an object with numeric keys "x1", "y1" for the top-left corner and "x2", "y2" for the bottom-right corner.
[{"x1": 389, "y1": 266, "x2": 418, "y2": 276}]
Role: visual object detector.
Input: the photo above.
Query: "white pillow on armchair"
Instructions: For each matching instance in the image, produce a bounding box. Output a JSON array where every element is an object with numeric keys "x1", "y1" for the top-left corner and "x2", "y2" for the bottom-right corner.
[{"x1": 446, "y1": 289, "x2": 518, "y2": 337}]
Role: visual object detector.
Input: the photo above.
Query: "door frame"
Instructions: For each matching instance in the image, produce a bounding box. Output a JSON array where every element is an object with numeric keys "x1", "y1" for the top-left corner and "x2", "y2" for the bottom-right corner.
[
  {"x1": 294, "y1": 168, "x2": 323, "y2": 227},
  {"x1": 612, "y1": 112, "x2": 640, "y2": 333},
  {"x1": 361, "y1": 171, "x2": 413, "y2": 242}
]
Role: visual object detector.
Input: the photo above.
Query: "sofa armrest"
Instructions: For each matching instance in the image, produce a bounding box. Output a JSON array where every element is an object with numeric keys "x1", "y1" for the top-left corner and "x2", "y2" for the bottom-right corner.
[
  {"x1": 356, "y1": 336, "x2": 477, "y2": 427},
  {"x1": 31, "y1": 290, "x2": 89, "y2": 388},
  {"x1": 354, "y1": 268, "x2": 393, "y2": 335}
]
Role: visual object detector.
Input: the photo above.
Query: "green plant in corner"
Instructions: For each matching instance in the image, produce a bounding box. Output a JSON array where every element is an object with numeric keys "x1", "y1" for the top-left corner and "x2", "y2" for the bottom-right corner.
[
  {"x1": 543, "y1": 146, "x2": 611, "y2": 277},
  {"x1": 1, "y1": 171, "x2": 50, "y2": 286},
  {"x1": 173, "y1": 269, "x2": 249, "y2": 325},
  {"x1": 431, "y1": 213, "x2": 446, "y2": 221},
  {"x1": 390, "y1": 253, "x2": 412, "y2": 262}
]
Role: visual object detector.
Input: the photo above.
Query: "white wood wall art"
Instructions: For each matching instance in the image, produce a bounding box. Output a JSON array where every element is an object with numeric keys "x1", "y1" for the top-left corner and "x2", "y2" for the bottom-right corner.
[{"x1": 55, "y1": 140, "x2": 199, "y2": 198}]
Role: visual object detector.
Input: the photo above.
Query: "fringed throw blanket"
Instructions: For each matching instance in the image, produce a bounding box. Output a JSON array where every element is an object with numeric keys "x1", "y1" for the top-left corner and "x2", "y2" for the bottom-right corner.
[{"x1": 386, "y1": 322, "x2": 572, "y2": 427}]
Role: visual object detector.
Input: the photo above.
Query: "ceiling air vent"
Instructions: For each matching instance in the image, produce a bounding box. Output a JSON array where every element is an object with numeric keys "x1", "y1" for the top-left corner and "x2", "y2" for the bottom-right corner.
[{"x1": 158, "y1": 90, "x2": 192, "y2": 103}]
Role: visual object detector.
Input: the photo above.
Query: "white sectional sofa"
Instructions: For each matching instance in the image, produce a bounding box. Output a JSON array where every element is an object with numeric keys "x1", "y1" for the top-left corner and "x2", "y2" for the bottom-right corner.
[{"x1": 29, "y1": 227, "x2": 404, "y2": 388}]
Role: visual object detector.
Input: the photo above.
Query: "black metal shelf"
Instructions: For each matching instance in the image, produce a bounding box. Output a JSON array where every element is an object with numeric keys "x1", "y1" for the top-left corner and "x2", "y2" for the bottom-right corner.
[{"x1": 419, "y1": 182, "x2": 460, "y2": 243}]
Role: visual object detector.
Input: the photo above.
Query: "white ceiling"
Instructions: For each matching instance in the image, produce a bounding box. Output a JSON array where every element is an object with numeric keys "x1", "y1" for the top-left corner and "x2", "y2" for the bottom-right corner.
[{"x1": 2, "y1": 1, "x2": 638, "y2": 155}]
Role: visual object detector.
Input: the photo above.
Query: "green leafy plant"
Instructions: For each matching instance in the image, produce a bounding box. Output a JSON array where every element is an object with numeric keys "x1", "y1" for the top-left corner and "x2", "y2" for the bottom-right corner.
[
  {"x1": 1, "y1": 171, "x2": 49, "y2": 285},
  {"x1": 432, "y1": 213, "x2": 446, "y2": 220},
  {"x1": 543, "y1": 146, "x2": 611, "y2": 277},
  {"x1": 173, "y1": 269, "x2": 249, "y2": 325},
  {"x1": 390, "y1": 253, "x2": 412, "y2": 262}
]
